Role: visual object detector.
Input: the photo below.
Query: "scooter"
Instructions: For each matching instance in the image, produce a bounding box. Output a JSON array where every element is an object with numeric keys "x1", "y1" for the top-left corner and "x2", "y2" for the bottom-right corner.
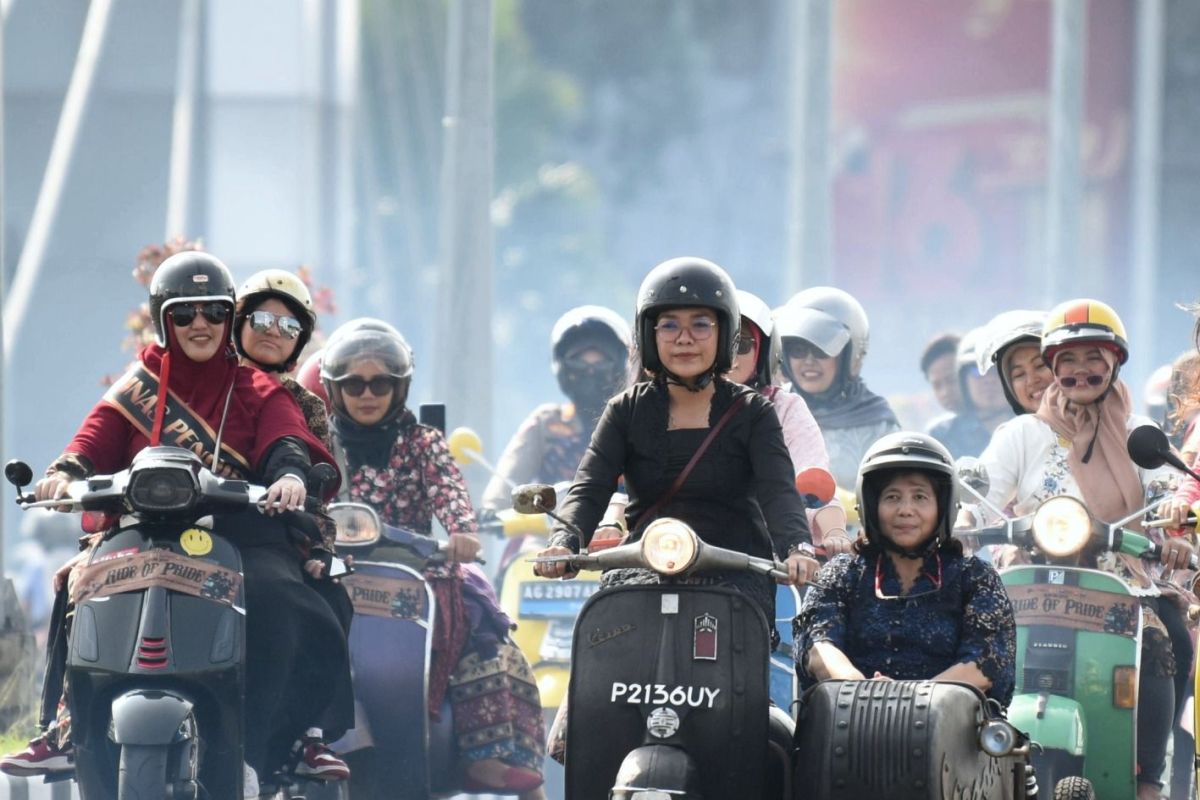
[
  {"x1": 953, "y1": 425, "x2": 1200, "y2": 800},
  {"x1": 323, "y1": 502, "x2": 459, "y2": 800},
  {"x1": 4, "y1": 447, "x2": 337, "y2": 800},
  {"x1": 523, "y1": 483, "x2": 794, "y2": 800}
]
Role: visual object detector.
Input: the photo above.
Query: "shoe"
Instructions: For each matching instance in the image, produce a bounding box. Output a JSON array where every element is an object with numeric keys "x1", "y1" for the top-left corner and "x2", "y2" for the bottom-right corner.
[
  {"x1": 243, "y1": 761, "x2": 260, "y2": 798},
  {"x1": 0, "y1": 734, "x2": 75, "y2": 776},
  {"x1": 293, "y1": 740, "x2": 350, "y2": 781}
]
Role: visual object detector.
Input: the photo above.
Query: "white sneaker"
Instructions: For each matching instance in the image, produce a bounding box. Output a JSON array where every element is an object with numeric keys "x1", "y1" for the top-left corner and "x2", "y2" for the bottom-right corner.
[{"x1": 243, "y1": 762, "x2": 260, "y2": 798}]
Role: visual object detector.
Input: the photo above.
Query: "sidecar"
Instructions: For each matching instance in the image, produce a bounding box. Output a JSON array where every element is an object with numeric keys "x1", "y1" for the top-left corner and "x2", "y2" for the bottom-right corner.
[{"x1": 793, "y1": 680, "x2": 1032, "y2": 800}]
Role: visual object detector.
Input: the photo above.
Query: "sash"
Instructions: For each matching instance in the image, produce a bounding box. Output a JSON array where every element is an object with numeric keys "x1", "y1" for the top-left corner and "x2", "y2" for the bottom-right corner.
[{"x1": 103, "y1": 364, "x2": 251, "y2": 478}]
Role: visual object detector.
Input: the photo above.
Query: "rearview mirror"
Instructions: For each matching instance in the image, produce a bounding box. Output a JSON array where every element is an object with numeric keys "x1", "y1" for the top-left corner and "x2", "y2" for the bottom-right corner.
[
  {"x1": 447, "y1": 427, "x2": 484, "y2": 466},
  {"x1": 955, "y1": 457, "x2": 991, "y2": 497},
  {"x1": 512, "y1": 484, "x2": 557, "y2": 515},
  {"x1": 1127, "y1": 424, "x2": 1174, "y2": 471},
  {"x1": 329, "y1": 502, "x2": 382, "y2": 547}
]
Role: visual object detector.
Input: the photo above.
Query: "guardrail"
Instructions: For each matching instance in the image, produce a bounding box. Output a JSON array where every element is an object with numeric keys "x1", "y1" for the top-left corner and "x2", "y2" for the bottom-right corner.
[{"x1": 0, "y1": 776, "x2": 78, "y2": 799}]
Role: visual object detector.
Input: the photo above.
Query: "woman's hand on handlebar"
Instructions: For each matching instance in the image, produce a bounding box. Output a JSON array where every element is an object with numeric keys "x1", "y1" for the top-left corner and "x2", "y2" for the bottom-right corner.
[
  {"x1": 1162, "y1": 497, "x2": 1200, "y2": 530},
  {"x1": 446, "y1": 533, "x2": 482, "y2": 563},
  {"x1": 533, "y1": 545, "x2": 577, "y2": 579},
  {"x1": 821, "y1": 531, "x2": 854, "y2": 558},
  {"x1": 782, "y1": 552, "x2": 821, "y2": 586},
  {"x1": 264, "y1": 474, "x2": 306, "y2": 515},
  {"x1": 35, "y1": 472, "x2": 73, "y2": 510},
  {"x1": 1160, "y1": 537, "x2": 1195, "y2": 570}
]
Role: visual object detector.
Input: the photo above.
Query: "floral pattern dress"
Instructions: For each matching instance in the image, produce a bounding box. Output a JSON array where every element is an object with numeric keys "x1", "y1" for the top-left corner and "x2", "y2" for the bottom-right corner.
[{"x1": 793, "y1": 551, "x2": 1017, "y2": 705}]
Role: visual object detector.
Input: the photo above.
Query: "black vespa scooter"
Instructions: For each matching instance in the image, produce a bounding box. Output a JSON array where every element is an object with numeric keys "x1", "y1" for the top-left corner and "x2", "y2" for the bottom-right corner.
[
  {"x1": 6, "y1": 446, "x2": 336, "y2": 800},
  {"x1": 522, "y1": 484, "x2": 795, "y2": 800}
]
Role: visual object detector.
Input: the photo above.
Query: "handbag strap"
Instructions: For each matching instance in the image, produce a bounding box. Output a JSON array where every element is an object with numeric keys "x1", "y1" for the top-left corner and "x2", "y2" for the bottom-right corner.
[{"x1": 635, "y1": 394, "x2": 749, "y2": 533}]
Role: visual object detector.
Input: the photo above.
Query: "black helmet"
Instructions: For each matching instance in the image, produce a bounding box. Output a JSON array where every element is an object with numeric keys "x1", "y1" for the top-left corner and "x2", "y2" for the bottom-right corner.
[
  {"x1": 148, "y1": 252, "x2": 237, "y2": 347},
  {"x1": 320, "y1": 323, "x2": 415, "y2": 424},
  {"x1": 233, "y1": 269, "x2": 318, "y2": 372},
  {"x1": 855, "y1": 432, "x2": 958, "y2": 558},
  {"x1": 635, "y1": 257, "x2": 740, "y2": 380},
  {"x1": 550, "y1": 305, "x2": 631, "y2": 415}
]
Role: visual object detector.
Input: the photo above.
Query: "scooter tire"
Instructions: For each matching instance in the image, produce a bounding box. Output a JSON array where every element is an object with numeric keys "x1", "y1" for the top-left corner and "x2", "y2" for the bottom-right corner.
[
  {"x1": 1052, "y1": 776, "x2": 1095, "y2": 800},
  {"x1": 117, "y1": 745, "x2": 169, "y2": 800}
]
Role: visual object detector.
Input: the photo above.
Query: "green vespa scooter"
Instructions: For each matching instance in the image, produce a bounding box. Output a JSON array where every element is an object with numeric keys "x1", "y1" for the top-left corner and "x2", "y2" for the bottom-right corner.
[{"x1": 957, "y1": 426, "x2": 1197, "y2": 800}]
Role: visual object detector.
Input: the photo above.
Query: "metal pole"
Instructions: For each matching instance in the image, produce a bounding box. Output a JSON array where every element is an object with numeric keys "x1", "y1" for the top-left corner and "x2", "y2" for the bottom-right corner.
[
  {"x1": 784, "y1": 0, "x2": 833, "y2": 296},
  {"x1": 0, "y1": 0, "x2": 7, "y2": 577},
  {"x1": 1044, "y1": 0, "x2": 1087, "y2": 305},
  {"x1": 1130, "y1": 0, "x2": 1164, "y2": 382},
  {"x1": 434, "y1": 0, "x2": 494, "y2": 442},
  {"x1": 165, "y1": 0, "x2": 201, "y2": 240},
  {"x1": 3, "y1": 0, "x2": 115, "y2": 362}
]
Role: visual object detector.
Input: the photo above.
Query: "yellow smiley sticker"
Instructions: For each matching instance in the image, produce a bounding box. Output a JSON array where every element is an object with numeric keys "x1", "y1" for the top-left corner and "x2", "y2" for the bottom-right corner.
[{"x1": 180, "y1": 528, "x2": 213, "y2": 557}]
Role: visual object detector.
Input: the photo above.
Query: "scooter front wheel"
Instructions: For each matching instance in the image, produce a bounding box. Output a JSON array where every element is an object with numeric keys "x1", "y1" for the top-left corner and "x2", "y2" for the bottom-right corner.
[
  {"x1": 117, "y1": 745, "x2": 169, "y2": 800},
  {"x1": 1052, "y1": 776, "x2": 1095, "y2": 800}
]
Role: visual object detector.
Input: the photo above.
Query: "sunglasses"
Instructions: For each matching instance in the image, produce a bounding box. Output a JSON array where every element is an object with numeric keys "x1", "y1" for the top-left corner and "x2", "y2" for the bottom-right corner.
[
  {"x1": 247, "y1": 310, "x2": 303, "y2": 340},
  {"x1": 168, "y1": 302, "x2": 231, "y2": 327},
  {"x1": 336, "y1": 375, "x2": 397, "y2": 398},
  {"x1": 783, "y1": 341, "x2": 831, "y2": 361}
]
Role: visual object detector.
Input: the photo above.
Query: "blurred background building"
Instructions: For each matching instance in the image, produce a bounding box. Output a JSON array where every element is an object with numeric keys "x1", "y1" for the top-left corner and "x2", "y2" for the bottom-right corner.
[{"x1": 3, "y1": 0, "x2": 1200, "y2": 568}]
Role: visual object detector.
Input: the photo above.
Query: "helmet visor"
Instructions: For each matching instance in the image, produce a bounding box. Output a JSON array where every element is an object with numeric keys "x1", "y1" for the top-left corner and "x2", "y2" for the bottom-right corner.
[{"x1": 781, "y1": 308, "x2": 850, "y2": 358}]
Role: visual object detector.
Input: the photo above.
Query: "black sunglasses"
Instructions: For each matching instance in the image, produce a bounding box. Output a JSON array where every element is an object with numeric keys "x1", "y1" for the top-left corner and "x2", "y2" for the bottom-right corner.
[
  {"x1": 168, "y1": 302, "x2": 230, "y2": 327},
  {"x1": 336, "y1": 375, "x2": 397, "y2": 398}
]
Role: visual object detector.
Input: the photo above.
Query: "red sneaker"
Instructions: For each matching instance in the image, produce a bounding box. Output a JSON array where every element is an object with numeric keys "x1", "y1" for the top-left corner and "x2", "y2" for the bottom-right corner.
[
  {"x1": 0, "y1": 734, "x2": 74, "y2": 776},
  {"x1": 293, "y1": 740, "x2": 350, "y2": 781}
]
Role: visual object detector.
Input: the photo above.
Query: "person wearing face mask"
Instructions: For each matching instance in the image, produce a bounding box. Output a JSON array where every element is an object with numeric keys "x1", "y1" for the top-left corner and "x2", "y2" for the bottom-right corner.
[
  {"x1": 321, "y1": 324, "x2": 547, "y2": 797},
  {"x1": 727, "y1": 289, "x2": 851, "y2": 556},
  {"x1": 927, "y1": 326, "x2": 1014, "y2": 459},
  {"x1": 481, "y1": 306, "x2": 630, "y2": 511},
  {"x1": 775, "y1": 287, "x2": 900, "y2": 489},
  {"x1": 958, "y1": 299, "x2": 1194, "y2": 800},
  {"x1": 793, "y1": 433, "x2": 1015, "y2": 704},
  {"x1": 0, "y1": 254, "x2": 348, "y2": 793}
]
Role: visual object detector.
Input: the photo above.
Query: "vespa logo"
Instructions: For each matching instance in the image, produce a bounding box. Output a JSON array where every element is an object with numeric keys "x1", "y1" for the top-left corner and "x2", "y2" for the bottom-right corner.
[
  {"x1": 693, "y1": 613, "x2": 718, "y2": 661},
  {"x1": 588, "y1": 624, "x2": 635, "y2": 648}
]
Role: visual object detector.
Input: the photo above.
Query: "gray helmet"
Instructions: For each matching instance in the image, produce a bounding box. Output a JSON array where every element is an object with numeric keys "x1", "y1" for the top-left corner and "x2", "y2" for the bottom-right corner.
[
  {"x1": 976, "y1": 309, "x2": 1046, "y2": 415},
  {"x1": 321, "y1": 322, "x2": 414, "y2": 425},
  {"x1": 776, "y1": 287, "x2": 870, "y2": 377},
  {"x1": 735, "y1": 289, "x2": 780, "y2": 388},
  {"x1": 855, "y1": 431, "x2": 958, "y2": 557},
  {"x1": 148, "y1": 252, "x2": 237, "y2": 347},
  {"x1": 635, "y1": 257, "x2": 740, "y2": 378}
]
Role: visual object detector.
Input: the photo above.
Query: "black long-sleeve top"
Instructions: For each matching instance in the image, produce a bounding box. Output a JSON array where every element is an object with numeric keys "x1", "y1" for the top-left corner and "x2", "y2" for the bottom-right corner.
[{"x1": 549, "y1": 379, "x2": 811, "y2": 616}]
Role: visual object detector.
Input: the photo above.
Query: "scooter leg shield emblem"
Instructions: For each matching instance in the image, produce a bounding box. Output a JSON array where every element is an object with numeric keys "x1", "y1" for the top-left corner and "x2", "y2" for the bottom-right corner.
[{"x1": 693, "y1": 613, "x2": 717, "y2": 661}]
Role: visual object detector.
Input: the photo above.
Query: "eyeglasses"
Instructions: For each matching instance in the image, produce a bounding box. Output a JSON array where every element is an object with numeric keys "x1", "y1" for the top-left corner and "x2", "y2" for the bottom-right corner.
[
  {"x1": 654, "y1": 317, "x2": 717, "y2": 342},
  {"x1": 783, "y1": 340, "x2": 830, "y2": 361},
  {"x1": 247, "y1": 310, "x2": 303, "y2": 340},
  {"x1": 168, "y1": 302, "x2": 230, "y2": 327},
  {"x1": 874, "y1": 553, "x2": 942, "y2": 601},
  {"x1": 336, "y1": 375, "x2": 396, "y2": 398}
]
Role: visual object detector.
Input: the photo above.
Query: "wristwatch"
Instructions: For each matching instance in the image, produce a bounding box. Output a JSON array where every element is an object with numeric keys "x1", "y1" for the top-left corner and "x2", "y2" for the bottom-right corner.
[{"x1": 787, "y1": 542, "x2": 817, "y2": 559}]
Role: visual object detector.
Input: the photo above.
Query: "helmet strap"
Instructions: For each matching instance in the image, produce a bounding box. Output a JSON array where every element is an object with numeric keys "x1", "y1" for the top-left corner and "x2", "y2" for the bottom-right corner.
[{"x1": 664, "y1": 369, "x2": 713, "y2": 392}]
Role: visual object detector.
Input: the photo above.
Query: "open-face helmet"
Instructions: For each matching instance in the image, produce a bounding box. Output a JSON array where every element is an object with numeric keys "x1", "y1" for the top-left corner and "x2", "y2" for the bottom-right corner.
[
  {"x1": 634, "y1": 257, "x2": 740, "y2": 382},
  {"x1": 233, "y1": 269, "x2": 317, "y2": 372},
  {"x1": 148, "y1": 252, "x2": 237, "y2": 347},
  {"x1": 856, "y1": 432, "x2": 958, "y2": 558}
]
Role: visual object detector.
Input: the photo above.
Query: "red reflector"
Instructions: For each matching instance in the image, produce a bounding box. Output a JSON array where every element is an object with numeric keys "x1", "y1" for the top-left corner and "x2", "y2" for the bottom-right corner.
[
  {"x1": 137, "y1": 637, "x2": 169, "y2": 669},
  {"x1": 81, "y1": 511, "x2": 118, "y2": 534}
]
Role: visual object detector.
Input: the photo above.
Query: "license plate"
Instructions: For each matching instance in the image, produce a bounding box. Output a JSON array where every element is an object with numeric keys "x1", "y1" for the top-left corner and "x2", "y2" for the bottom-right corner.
[{"x1": 518, "y1": 580, "x2": 600, "y2": 619}]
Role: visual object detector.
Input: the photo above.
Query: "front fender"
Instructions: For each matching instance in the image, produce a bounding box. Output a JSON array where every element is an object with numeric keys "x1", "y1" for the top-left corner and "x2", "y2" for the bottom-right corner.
[
  {"x1": 610, "y1": 745, "x2": 702, "y2": 799},
  {"x1": 1007, "y1": 693, "x2": 1085, "y2": 757},
  {"x1": 110, "y1": 690, "x2": 194, "y2": 746}
]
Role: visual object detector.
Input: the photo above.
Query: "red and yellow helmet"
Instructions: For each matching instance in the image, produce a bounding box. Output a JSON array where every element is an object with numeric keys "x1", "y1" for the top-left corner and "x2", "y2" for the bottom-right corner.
[{"x1": 1041, "y1": 298, "x2": 1129, "y2": 366}]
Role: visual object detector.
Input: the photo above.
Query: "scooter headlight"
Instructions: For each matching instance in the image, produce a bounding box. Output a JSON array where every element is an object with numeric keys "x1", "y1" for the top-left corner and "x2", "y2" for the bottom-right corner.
[
  {"x1": 979, "y1": 719, "x2": 1017, "y2": 757},
  {"x1": 641, "y1": 519, "x2": 699, "y2": 576},
  {"x1": 127, "y1": 467, "x2": 199, "y2": 514},
  {"x1": 1032, "y1": 496, "x2": 1093, "y2": 557}
]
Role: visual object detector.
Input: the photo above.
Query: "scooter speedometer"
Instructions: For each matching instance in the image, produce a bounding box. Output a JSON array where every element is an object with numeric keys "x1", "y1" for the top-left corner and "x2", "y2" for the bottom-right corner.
[
  {"x1": 641, "y1": 519, "x2": 699, "y2": 575},
  {"x1": 1032, "y1": 496, "x2": 1093, "y2": 557}
]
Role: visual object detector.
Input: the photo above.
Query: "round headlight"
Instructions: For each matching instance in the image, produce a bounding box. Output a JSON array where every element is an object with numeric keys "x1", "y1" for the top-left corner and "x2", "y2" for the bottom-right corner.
[
  {"x1": 1032, "y1": 496, "x2": 1093, "y2": 557},
  {"x1": 641, "y1": 519, "x2": 699, "y2": 576},
  {"x1": 979, "y1": 719, "x2": 1017, "y2": 757},
  {"x1": 127, "y1": 468, "x2": 198, "y2": 514}
]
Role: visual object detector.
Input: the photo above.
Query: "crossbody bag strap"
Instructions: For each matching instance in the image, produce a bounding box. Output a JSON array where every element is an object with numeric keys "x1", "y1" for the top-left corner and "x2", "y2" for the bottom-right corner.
[{"x1": 635, "y1": 394, "x2": 749, "y2": 534}]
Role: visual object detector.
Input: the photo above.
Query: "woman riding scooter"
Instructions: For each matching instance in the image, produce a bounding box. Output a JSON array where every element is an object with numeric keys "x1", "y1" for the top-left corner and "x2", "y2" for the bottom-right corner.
[
  {"x1": 0, "y1": 253, "x2": 350, "y2": 794},
  {"x1": 321, "y1": 323, "x2": 547, "y2": 797},
  {"x1": 793, "y1": 431, "x2": 1016, "y2": 703},
  {"x1": 961, "y1": 298, "x2": 1195, "y2": 799}
]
